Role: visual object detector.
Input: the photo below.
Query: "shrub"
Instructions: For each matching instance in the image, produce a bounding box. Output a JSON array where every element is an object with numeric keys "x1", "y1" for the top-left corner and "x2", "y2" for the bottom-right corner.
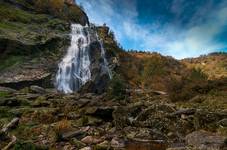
[
  {"x1": 48, "y1": 0, "x2": 64, "y2": 15},
  {"x1": 190, "y1": 68, "x2": 208, "y2": 81},
  {"x1": 35, "y1": 0, "x2": 64, "y2": 16},
  {"x1": 53, "y1": 119, "x2": 72, "y2": 141},
  {"x1": 107, "y1": 74, "x2": 127, "y2": 100},
  {"x1": 168, "y1": 68, "x2": 209, "y2": 102}
]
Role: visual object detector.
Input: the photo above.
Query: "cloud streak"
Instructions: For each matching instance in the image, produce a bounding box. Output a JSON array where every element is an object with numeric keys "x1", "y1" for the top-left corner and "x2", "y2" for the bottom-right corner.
[{"x1": 77, "y1": 0, "x2": 227, "y2": 59}]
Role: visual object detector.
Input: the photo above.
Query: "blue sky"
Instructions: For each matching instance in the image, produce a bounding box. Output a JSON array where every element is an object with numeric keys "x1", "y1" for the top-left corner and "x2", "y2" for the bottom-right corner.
[{"x1": 77, "y1": 0, "x2": 227, "y2": 59}]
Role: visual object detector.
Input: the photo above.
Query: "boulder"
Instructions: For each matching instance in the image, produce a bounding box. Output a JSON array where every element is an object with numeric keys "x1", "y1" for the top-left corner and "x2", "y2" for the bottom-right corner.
[
  {"x1": 0, "y1": 86, "x2": 17, "y2": 93},
  {"x1": 185, "y1": 130, "x2": 226, "y2": 149},
  {"x1": 95, "y1": 140, "x2": 110, "y2": 149},
  {"x1": 79, "y1": 147, "x2": 92, "y2": 150},
  {"x1": 110, "y1": 137, "x2": 125, "y2": 148},
  {"x1": 218, "y1": 119, "x2": 227, "y2": 127},
  {"x1": 81, "y1": 136, "x2": 103, "y2": 144},
  {"x1": 62, "y1": 130, "x2": 86, "y2": 140},
  {"x1": 71, "y1": 138, "x2": 86, "y2": 148},
  {"x1": 30, "y1": 85, "x2": 46, "y2": 94},
  {"x1": 75, "y1": 99, "x2": 91, "y2": 108}
]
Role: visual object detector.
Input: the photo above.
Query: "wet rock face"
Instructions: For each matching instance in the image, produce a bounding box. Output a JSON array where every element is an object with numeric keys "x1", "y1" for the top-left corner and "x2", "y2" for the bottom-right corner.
[{"x1": 80, "y1": 40, "x2": 111, "y2": 94}]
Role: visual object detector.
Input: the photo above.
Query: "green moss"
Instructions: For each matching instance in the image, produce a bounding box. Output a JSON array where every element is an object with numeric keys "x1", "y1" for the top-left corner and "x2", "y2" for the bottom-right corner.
[
  {"x1": 14, "y1": 140, "x2": 48, "y2": 150},
  {"x1": 0, "y1": 91, "x2": 10, "y2": 98},
  {"x1": 0, "y1": 55, "x2": 24, "y2": 70},
  {"x1": 0, "y1": 107, "x2": 14, "y2": 118},
  {"x1": 0, "y1": 22, "x2": 23, "y2": 31}
]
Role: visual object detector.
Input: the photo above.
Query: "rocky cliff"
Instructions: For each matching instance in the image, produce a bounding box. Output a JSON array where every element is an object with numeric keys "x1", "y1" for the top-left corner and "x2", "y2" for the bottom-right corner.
[{"x1": 0, "y1": 0, "x2": 88, "y2": 89}]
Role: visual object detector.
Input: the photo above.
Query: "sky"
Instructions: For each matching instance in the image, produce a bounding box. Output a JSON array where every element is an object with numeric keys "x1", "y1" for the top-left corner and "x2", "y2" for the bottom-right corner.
[{"x1": 77, "y1": 0, "x2": 227, "y2": 59}]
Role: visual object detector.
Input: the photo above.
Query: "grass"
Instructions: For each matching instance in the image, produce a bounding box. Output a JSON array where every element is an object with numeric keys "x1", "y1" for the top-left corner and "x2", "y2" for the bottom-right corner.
[{"x1": 176, "y1": 91, "x2": 227, "y2": 111}]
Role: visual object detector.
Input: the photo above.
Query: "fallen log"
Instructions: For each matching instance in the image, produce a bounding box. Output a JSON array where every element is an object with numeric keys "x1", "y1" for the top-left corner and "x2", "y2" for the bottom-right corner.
[{"x1": 170, "y1": 109, "x2": 196, "y2": 116}]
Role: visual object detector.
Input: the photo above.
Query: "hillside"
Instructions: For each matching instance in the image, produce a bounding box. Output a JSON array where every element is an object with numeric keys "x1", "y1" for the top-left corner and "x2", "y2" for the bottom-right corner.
[
  {"x1": 0, "y1": 1, "x2": 227, "y2": 150},
  {"x1": 182, "y1": 53, "x2": 227, "y2": 79}
]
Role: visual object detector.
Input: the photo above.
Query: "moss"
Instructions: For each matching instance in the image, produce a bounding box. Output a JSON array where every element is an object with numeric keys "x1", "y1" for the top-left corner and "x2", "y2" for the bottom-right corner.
[
  {"x1": 0, "y1": 91, "x2": 10, "y2": 98},
  {"x1": 0, "y1": 107, "x2": 15, "y2": 119},
  {"x1": 0, "y1": 55, "x2": 24, "y2": 70},
  {"x1": 14, "y1": 140, "x2": 48, "y2": 150},
  {"x1": 0, "y1": 22, "x2": 24, "y2": 31}
]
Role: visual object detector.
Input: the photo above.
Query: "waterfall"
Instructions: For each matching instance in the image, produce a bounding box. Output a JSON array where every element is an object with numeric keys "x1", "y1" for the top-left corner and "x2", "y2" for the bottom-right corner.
[
  {"x1": 56, "y1": 24, "x2": 112, "y2": 93},
  {"x1": 56, "y1": 24, "x2": 91, "y2": 93},
  {"x1": 99, "y1": 38, "x2": 112, "y2": 79}
]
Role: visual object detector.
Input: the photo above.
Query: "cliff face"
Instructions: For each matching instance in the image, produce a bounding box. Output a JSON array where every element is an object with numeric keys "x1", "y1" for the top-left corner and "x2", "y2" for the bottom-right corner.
[{"x1": 0, "y1": 0, "x2": 89, "y2": 89}]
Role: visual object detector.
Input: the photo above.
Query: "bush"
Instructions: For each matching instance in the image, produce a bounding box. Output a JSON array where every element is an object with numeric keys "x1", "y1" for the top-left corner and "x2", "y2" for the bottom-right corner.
[
  {"x1": 168, "y1": 68, "x2": 209, "y2": 102},
  {"x1": 107, "y1": 74, "x2": 127, "y2": 100},
  {"x1": 190, "y1": 68, "x2": 208, "y2": 81}
]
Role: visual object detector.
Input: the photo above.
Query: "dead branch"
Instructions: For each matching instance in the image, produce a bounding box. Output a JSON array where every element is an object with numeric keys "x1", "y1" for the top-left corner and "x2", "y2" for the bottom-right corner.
[
  {"x1": 1, "y1": 117, "x2": 19, "y2": 133},
  {"x1": 2, "y1": 135, "x2": 17, "y2": 150}
]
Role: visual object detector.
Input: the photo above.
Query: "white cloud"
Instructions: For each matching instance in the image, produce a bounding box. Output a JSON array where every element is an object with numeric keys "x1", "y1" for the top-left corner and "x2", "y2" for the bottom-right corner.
[{"x1": 77, "y1": 0, "x2": 227, "y2": 59}]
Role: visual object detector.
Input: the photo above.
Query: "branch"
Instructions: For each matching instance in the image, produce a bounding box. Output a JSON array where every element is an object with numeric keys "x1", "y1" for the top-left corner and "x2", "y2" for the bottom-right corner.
[
  {"x1": 2, "y1": 135, "x2": 17, "y2": 150},
  {"x1": 1, "y1": 117, "x2": 19, "y2": 133}
]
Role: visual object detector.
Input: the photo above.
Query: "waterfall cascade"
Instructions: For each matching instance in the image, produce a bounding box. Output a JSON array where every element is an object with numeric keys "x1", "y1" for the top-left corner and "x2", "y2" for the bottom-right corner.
[
  {"x1": 56, "y1": 24, "x2": 111, "y2": 93},
  {"x1": 97, "y1": 33, "x2": 112, "y2": 79}
]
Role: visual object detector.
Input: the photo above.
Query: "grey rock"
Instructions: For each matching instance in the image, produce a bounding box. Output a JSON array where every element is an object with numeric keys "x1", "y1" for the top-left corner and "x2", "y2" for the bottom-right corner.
[
  {"x1": 170, "y1": 109, "x2": 196, "y2": 116},
  {"x1": 0, "y1": 86, "x2": 17, "y2": 93},
  {"x1": 185, "y1": 130, "x2": 226, "y2": 149},
  {"x1": 30, "y1": 85, "x2": 46, "y2": 94},
  {"x1": 81, "y1": 136, "x2": 103, "y2": 144},
  {"x1": 62, "y1": 130, "x2": 86, "y2": 140},
  {"x1": 218, "y1": 119, "x2": 227, "y2": 127},
  {"x1": 111, "y1": 137, "x2": 125, "y2": 148}
]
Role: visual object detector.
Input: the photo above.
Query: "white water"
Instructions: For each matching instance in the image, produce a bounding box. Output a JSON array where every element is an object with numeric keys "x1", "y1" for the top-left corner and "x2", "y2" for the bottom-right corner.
[
  {"x1": 97, "y1": 33, "x2": 112, "y2": 79},
  {"x1": 56, "y1": 24, "x2": 111, "y2": 93},
  {"x1": 56, "y1": 24, "x2": 91, "y2": 93}
]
